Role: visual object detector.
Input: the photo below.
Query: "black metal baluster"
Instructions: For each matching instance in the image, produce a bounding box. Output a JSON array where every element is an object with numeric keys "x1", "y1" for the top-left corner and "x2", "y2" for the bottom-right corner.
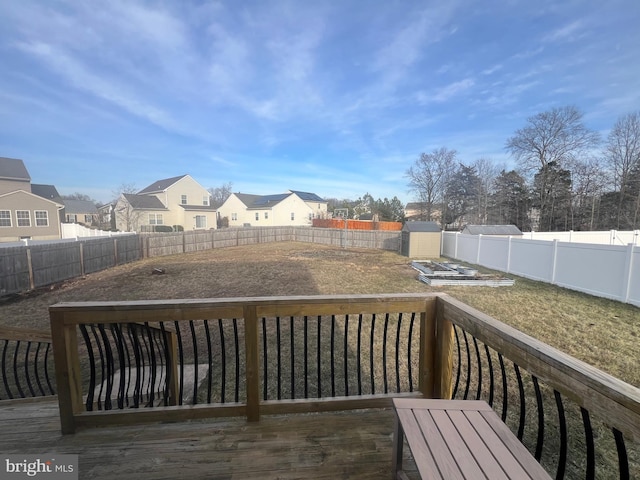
[
  {"x1": 472, "y1": 337, "x2": 482, "y2": 400},
  {"x1": 203, "y1": 320, "x2": 213, "y2": 403},
  {"x1": 34, "y1": 342, "x2": 45, "y2": 396},
  {"x1": 122, "y1": 326, "x2": 135, "y2": 407},
  {"x1": 23, "y1": 342, "x2": 36, "y2": 397},
  {"x1": 110, "y1": 324, "x2": 126, "y2": 409},
  {"x1": 370, "y1": 314, "x2": 376, "y2": 395},
  {"x1": 514, "y1": 363, "x2": 525, "y2": 440},
  {"x1": 276, "y1": 317, "x2": 282, "y2": 400},
  {"x1": 357, "y1": 314, "x2": 363, "y2": 395},
  {"x1": 303, "y1": 316, "x2": 308, "y2": 399},
  {"x1": 13, "y1": 341, "x2": 24, "y2": 398},
  {"x1": 484, "y1": 345, "x2": 494, "y2": 407},
  {"x1": 395, "y1": 313, "x2": 402, "y2": 393},
  {"x1": 408, "y1": 313, "x2": 415, "y2": 392},
  {"x1": 144, "y1": 323, "x2": 158, "y2": 406},
  {"x1": 553, "y1": 390, "x2": 567, "y2": 480},
  {"x1": 233, "y1": 319, "x2": 240, "y2": 403},
  {"x1": 452, "y1": 325, "x2": 462, "y2": 398},
  {"x1": 613, "y1": 428, "x2": 629, "y2": 480},
  {"x1": 317, "y1": 316, "x2": 321, "y2": 398},
  {"x1": 217, "y1": 319, "x2": 225, "y2": 403},
  {"x1": 262, "y1": 318, "x2": 268, "y2": 401},
  {"x1": 151, "y1": 329, "x2": 165, "y2": 403},
  {"x1": 138, "y1": 325, "x2": 151, "y2": 403},
  {"x1": 330, "y1": 315, "x2": 335, "y2": 397},
  {"x1": 344, "y1": 314, "x2": 349, "y2": 396},
  {"x1": 290, "y1": 316, "x2": 295, "y2": 400},
  {"x1": 461, "y1": 329, "x2": 471, "y2": 400},
  {"x1": 531, "y1": 375, "x2": 544, "y2": 461},
  {"x1": 90, "y1": 325, "x2": 106, "y2": 410},
  {"x1": 128, "y1": 325, "x2": 142, "y2": 408},
  {"x1": 383, "y1": 313, "x2": 389, "y2": 394},
  {"x1": 158, "y1": 322, "x2": 172, "y2": 406},
  {"x1": 97, "y1": 325, "x2": 114, "y2": 410},
  {"x1": 174, "y1": 321, "x2": 185, "y2": 406},
  {"x1": 44, "y1": 342, "x2": 54, "y2": 395},
  {"x1": 79, "y1": 325, "x2": 96, "y2": 410},
  {"x1": 498, "y1": 352, "x2": 508, "y2": 421},
  {"x1": 1, "y1": 340, "x2": 10, "y2": 399},
  {"x1": 581, "y1": 407, "x2": 595, "y2": 479}
]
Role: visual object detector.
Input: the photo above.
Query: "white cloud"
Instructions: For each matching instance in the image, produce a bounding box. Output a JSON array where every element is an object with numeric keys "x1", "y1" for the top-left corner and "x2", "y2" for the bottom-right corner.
[
  {"x1": 417, "y1": 78, "x2": 475, "y2": 104},
  {"x1": 542, "y1": 20, "x2": 586, "y2": 43}
]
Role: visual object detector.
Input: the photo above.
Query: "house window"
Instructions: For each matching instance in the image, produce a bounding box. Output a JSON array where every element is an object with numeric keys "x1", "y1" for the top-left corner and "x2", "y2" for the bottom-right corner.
[
  {"x1": 308, "y1": 213, "x2": 313, "y2": 220},
  {"x1": 291, "y1": 212, "x2": 295, "y2": 221},
  {"x1": 17, "y1": 210, "x2": 31, "y2": 227},
  {"x1": 0, "y1": 210, "x2": 11, "y2": 227},
  {"x1": 232, "y1": 213, "x2": 237, "y2": 221},
  {"x1": 195, "y1": 215, "x2": 207, "y2": 229},
  {"x1": 149, "y1": 213, "x2": 164, "y2": 225},
  {"x1": 255, "y1": 212, "x2": 259, "y2": 221},
  {"x1": 66, "y1": 214, "x2": 77, "y2": 223},
  {"x1": 203, "y1": 196, "x2": 209, "y2": 206},
  {"x1": 264, "y1": 212, "x2": 268, "y2": 219},
  {"x1": 84, "y1": 214, "x2": 93, "y2": 224},
  {"x1": 181, "y1": 195, "x2": 187, "y2": 205},
  {"x1": 35, "y1": 211, "x2": 49, "y2": 227}
]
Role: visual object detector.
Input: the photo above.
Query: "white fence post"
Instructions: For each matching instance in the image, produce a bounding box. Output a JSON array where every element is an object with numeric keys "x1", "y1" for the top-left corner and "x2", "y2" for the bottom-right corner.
[
  {"x1": 476, "y1": 234, "x2": 482, "y2": 264},
  {"x1": 622, "y1": 244, "x2": 635, "y2": 303},
  {"x1": 507, "y1": 236, "x2": 512, "y2": 273},
  {"x1": 551, "y1": 239, "x2": 559, "y2": 284},
  {"x1": 454, "y1": 232, "x2": 459, "y2": 259}
]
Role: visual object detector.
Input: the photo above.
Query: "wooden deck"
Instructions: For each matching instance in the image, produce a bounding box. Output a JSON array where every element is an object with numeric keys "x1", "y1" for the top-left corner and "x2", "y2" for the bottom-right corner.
[{"x1": 0, "y1": 398, "x2": 418, "y2": 479}]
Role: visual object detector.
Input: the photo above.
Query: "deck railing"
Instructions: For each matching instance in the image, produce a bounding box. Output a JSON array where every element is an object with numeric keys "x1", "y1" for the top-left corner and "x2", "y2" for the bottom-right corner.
[
  {"x1": 49, "y1": 293, "x2": 639, "y2": 479},
  {"x1": 0, "y1": 326, "x2": 56, "y2": 400}
]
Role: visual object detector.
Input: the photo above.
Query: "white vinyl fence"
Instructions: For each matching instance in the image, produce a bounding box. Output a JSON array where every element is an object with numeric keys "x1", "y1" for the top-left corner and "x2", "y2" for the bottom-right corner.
[
  {"x1": 442, "y1": 232, "x2": 640, "y2": 307},
  {"x1": 523, "y1": 230, "x2": 640, "y2": 245}
]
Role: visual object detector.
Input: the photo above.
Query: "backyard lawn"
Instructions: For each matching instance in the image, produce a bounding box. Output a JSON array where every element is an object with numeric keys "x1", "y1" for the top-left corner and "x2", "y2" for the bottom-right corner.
[{"x1": 1, "y1": 241, "x2": 638, "y2": 387}]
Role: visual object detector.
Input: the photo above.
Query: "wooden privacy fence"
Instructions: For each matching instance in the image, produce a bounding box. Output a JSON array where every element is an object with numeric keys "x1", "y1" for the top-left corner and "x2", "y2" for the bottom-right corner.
[
  {"x1": 312, "y1": 219, "x2": 403, "y2": 231},
  {"x1": 49, "y1": 293, "x2": 639, "y2": 478},
  {"x1": 0, "y1": 235, "x2": 141, "y2": 297}
]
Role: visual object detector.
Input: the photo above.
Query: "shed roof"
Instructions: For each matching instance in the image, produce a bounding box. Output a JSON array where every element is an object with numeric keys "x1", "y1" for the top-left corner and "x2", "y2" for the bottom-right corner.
[
  {"x1": 462, "y1": 224, "x2": 523, "y2": 235},
  {"x1": 0, "y1": 157, "x2": 30, "y2": 182},
  {"x1": 402, "y1": 221, "x2": 441, "y2": 232}
]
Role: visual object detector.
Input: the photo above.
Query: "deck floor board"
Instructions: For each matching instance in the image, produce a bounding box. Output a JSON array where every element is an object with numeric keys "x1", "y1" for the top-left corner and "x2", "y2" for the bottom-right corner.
[{"x1": 0, "y1": 400, "x2": 419, "y2": 479}]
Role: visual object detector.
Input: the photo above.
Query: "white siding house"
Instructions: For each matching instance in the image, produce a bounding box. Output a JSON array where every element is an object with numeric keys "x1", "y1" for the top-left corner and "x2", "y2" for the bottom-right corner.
[{"x1": 218, "y1": 190, "x2": 327, "y2": 227}]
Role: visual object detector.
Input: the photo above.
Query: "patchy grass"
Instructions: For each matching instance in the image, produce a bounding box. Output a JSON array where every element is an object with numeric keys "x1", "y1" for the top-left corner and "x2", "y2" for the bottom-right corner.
[{"x1": 1, "y1": 241, "x2": 638, "y2": 387}]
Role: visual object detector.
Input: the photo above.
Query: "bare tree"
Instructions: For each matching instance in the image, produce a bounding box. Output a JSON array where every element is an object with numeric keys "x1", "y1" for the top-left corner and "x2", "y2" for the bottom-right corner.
[
  {"x1": 406, "y1": 147, "x2": 457, "y2": 224},
  {"x1": 208, "y1": 182, "x2": 233, "y2": 208},
  {"x1": 112, "y1": 182, "x2": 140, "y2": 232},
  {"x1": 506, "y1": 106, "x2": 600, "y2": 231},
  {"x1": 472, "y1": 158, "x2": 500, "y2": 224},
  {"x1": 603, "y1": 112, "x2": 640, "y2": 228}
]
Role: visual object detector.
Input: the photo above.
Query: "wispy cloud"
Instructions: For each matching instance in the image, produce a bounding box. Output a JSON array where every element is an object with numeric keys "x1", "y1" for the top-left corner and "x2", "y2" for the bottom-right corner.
[
  {"x1": 417, "y1": 78, "x2": 475, "y2": 104},
  {"x1": 542, "y1": 20, "x2": 586, "y2": 43}
]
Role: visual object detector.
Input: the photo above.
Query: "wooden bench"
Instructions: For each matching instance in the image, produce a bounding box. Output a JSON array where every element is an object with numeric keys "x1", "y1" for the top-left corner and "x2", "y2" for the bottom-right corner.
[{"x1": 392, "y1": 399, "x2": 552, "y2": 480}]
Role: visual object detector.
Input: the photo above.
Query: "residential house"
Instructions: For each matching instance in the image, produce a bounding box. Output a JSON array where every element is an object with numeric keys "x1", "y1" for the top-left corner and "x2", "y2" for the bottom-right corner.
[
  {"x1": 112, "y1": 174, "x2": 217, "y2": 232},
  {"x1": 218, "y1": 190, "x2": 327, "y2": 227},
  {"x1": 31, "y1": 184, "x2": 65, "y2": 223},
  {"x1": 405, "y1": 202, "x2": 441, "y2": 223},
  {"x1": 461, "y1": 224, "x2": 523, "y2": 237},
  {"x1": 63, "y1": 199, "x2": 99, "y2": 226},
  {"x1": 0, "y1": 157, "x2": 64, "y2": 242}
]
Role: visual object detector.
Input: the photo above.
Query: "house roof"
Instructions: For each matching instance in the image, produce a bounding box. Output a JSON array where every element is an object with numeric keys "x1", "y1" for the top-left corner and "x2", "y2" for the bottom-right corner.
[
  {"x1": 462, "y1": 224, "x2": 523, "y2": 235},
  {"x1": 402, "y1": 221, "x2": 441, "y2": 232},
  {"x1": 235, "y1": 193, "x2": 262, "y2": 207},
  {"x1": 138, "y1": 175, "x2": 188, "y2": 194},
  {"x1": 31, "y1": 184, "x2": 63, "y2": 203},
  {"x1": 0, "y1": 157, "x2": 31, "y2": 182},
  {"x1": 63, "y1": 199, "x2": 98, "y2": 214},
  {"x1": 122, "y1": 193, "x2": 167, "y2": 210},
  {"x1": 289, "y1": 190, "x2": 326, "y2": 202},
  {"x1": 249, "y1": 193, "x2": 290, "y2": 209},
  {"x1": 405, "y1": 202, "x2": 427, "y2": 210},
  {"x1": 0, "y1": 189, "x2": 63, "y2": 207}
]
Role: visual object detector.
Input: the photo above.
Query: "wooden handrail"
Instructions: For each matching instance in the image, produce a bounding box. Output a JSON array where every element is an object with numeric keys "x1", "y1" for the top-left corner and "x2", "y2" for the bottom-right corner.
[{"x1": 0, "y1": 325, "x2": 52, "y2": 344}]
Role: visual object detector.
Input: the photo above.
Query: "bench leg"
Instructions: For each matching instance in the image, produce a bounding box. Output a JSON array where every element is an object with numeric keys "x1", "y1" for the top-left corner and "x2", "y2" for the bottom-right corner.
[{"x1": 392, "y1": 412, "x2": 404, "y2": 479}]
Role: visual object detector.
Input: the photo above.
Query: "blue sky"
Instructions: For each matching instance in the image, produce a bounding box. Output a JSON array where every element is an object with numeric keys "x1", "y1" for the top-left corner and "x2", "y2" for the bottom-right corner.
[{"x1": 1, "y1": 1, "x2": 638, "y2": 205}]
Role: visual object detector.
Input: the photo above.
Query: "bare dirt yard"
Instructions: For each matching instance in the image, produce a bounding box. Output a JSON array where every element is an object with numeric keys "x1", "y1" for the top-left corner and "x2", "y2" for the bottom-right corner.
[{"x1": 1, "y1": 241, "x2": 638, "y2": 386}]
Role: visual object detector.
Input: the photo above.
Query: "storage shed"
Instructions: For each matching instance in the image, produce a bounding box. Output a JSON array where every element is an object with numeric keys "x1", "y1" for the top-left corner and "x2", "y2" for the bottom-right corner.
[{"x1": 401, "y1": 221, "x2": 442, "y2": 257}]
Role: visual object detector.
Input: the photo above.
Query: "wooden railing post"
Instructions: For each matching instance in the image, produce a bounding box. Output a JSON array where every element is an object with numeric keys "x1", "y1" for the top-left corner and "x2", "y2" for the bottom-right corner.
[
  {"x1": 418, "y1": 299, "x2": 437, "y2": 398},
  {"x1": 243, "y1": 305, "x2": 260, "y2": 421},
  {"x1": 434, "y1": 298, "x2": 455, "y2": 399},
  {"x1": 49, "y1": 310, "x2": 83, "y2": 434},
  {"x1": 164, "y1": 329, "x2": 180, "y2": 406}
]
